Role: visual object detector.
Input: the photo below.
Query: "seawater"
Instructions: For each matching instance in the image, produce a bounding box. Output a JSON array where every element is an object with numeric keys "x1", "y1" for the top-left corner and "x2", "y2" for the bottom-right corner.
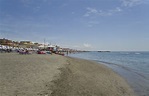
[{"x1": 69, "y1": 51, "x2": 149, "y2": 96}]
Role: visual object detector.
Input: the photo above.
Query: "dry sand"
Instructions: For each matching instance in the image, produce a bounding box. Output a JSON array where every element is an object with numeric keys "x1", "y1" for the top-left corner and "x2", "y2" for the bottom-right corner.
[{"x1": 0, "y1": 53, "x2": 135, "y2": 96}]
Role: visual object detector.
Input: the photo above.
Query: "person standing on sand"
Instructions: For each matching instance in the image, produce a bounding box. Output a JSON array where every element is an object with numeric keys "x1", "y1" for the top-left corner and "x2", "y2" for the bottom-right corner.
[{"x1": 66, "y1": 50, "x2": 69, "y2": 55}]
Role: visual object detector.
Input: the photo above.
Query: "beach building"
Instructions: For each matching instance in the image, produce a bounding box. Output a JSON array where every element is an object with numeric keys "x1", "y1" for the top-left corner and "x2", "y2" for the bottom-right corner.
[
  {"x1": 20, "y1": 41, "x2": 33, "y2": 45},
  {"x1": 0, "y1": 38, "x2": 13, "y2": 46}
]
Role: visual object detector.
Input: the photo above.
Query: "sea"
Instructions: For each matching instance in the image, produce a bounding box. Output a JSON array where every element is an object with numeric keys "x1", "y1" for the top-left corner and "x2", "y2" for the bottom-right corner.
[{"x1": 68, "y1": 51, "x2": 149, "y2": 96}]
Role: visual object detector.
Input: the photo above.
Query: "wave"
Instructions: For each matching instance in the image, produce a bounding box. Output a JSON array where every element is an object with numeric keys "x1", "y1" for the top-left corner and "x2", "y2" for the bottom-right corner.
[
  {"x1": 135, "y1": 52, "x2": 141, "y2": 55},
  {"x1": 93, "y1": 60, "x2": 149, "y2": 80}
]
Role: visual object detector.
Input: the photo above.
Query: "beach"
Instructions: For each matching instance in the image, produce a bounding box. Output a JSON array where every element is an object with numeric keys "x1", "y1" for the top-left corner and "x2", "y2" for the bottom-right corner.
[{"x1": 0, "y1": 53, "x2": 134, "y2": 96}]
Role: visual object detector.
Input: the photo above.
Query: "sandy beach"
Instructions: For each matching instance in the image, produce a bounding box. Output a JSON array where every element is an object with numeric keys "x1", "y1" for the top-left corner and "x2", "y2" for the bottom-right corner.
[{"x1": 0, "y1": 53, "x2": 134, "y2": 96}]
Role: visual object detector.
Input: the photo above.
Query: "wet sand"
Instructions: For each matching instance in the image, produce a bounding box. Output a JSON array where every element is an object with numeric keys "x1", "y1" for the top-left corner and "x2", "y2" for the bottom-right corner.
[{"x1": 0, "y1": 53, "x2": 134, "y2": 96}]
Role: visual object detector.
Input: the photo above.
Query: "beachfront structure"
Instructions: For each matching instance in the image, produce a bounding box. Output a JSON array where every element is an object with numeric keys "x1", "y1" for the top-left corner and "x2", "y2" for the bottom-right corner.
[
  {"x1": 0, "y1": 38, "x2": 34, "y2": 47},
  {"x1": 38, "y1": 44, "x2": 48, "y2": 49},
  {"x1": 0, "y1": 38, "x2": 13, "y2": 45},
  {"x1": 0, "y1": 38, "x2": 81, "y2": 53},
  {"x1": 20, "y1": 41, "x2": 33, "y2": 45}
]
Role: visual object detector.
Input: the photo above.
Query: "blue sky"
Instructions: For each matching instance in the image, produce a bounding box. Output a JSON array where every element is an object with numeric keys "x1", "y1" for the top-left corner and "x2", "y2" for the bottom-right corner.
[{"x1": 0, "y1": 0, "x2": 149, "y2": 51}]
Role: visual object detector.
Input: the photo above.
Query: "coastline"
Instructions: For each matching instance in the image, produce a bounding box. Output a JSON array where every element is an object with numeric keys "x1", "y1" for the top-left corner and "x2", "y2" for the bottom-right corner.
[
  {"x1": 0, "y1": 53, "x2": 134, "y2": 96},
  {"x1": 68, "y1": 51, "x2": 149, "y2": 96}
]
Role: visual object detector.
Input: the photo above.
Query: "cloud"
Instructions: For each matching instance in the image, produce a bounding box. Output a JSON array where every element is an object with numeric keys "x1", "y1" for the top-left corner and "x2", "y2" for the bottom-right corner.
[
  {"x1": 83, "y1": 43, "x2": 92, "y2": 48},
  {"x1": 120, "y1": 0, "x2": 146, "y2": 7},
  {"x1": 84, "y1": 7, "x2": 123, "y2": 17},
  {"x1": 84, "y1": 7, "x2": 99, "y2": 17},
  {"x1": 84, "y1": 0, "x2": 147, "y2": 18},
  {"x1": 59, "y1": 43, "x2": 94, "y2": 51},
  {"x1": 110, "y1": 7, "x2": 123, "y2": 12}
]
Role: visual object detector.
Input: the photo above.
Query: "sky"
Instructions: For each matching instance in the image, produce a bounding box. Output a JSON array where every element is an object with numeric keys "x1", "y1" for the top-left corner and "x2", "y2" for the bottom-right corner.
[{"x1": 0, "y1": 0, "x2": 149, "y2": 51}]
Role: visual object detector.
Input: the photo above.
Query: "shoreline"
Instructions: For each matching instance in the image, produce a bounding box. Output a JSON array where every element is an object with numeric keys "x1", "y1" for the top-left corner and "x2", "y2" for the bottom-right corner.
[
  {"x1": 68, "y1": 53, "x2": 149, "y2": 96},
  {"x1": 98, "y1": 61, "x2": 149, "y2": 96},
  {"x1": 68, "y1": 52, "x2": 149, "y2": 96},
  {"x1": 0, "y1": 53, "x2": 135, "y2": 96}
]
